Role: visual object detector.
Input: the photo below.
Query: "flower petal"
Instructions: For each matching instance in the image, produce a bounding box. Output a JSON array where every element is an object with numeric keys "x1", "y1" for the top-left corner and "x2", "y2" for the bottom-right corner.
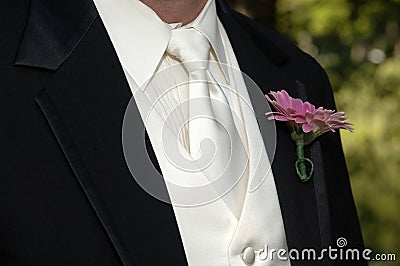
[
  {"x1": 265, "y1": 90, "x2": 354, "y2": 135},
  {"x1": 302, "y1": 123, "x2": 313, "y2": 133}
]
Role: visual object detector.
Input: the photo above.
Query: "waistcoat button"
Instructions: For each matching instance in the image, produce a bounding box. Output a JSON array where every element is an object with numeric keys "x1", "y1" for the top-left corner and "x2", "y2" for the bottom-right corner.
[{"x1": 242, "y1": 246, "x2": 255, "y2": 265}]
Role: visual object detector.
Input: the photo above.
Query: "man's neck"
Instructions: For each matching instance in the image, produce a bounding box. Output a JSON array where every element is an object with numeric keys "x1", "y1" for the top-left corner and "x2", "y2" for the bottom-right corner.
[{"x1": 140, "y1": 0, "x2": 208, "y2": 25}]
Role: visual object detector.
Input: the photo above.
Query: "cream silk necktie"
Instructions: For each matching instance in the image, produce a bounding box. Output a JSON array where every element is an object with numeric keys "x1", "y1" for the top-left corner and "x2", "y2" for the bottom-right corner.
[{"x1": 166, "y1": 28, "x2": 249, "y2": 218}]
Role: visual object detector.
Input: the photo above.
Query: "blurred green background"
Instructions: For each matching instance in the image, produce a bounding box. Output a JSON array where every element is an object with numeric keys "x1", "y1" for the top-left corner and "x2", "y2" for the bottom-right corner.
[{"x1": 227, "y1": 0, "x2": 400, "y2": 264}]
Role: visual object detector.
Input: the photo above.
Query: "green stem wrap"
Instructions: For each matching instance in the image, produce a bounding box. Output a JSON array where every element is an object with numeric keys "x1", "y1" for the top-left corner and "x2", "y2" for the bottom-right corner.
[{"x1": 295, "y1": 143, "x2": 314, "y2": 182}]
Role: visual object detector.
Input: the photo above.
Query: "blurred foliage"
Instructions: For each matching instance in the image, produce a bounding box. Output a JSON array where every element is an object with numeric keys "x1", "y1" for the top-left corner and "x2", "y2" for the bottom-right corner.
[{"x1": 228, "y1": 0, "x2": 400, "y2": 261}]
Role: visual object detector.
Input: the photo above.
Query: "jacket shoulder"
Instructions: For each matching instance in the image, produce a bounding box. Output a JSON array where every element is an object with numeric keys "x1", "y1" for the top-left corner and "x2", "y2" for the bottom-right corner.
[{"x1": 231, "y1": 10, "x2": 335, "y2": 107}]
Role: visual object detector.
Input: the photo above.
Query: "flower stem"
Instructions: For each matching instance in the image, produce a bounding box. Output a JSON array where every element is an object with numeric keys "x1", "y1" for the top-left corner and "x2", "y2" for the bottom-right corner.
[{"x1": 295, "y1": 143, "x2": 314, "y2": 182}]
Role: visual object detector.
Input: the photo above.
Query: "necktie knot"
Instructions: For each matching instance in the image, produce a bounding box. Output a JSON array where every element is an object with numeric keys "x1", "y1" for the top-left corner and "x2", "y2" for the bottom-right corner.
[{"x1": 167, "y1": 28, "x2": 210, "y2": 72}]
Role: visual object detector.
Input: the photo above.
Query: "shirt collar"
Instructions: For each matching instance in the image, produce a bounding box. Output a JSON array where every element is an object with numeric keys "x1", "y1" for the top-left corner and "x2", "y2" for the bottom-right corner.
[
  {"x1": 92, "y1": 0, "x2": 227, "y2": 89},
  {"x1": 92, "y1": 0, "x2": 171, "y2": 88}
]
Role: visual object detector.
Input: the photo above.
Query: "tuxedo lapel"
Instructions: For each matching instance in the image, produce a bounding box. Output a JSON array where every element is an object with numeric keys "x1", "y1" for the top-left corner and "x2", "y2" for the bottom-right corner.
[
  {"x1": 217, "y1": 8, "x2": 324, "y2": 263},
  {"x1": 15, "y1": 0, "x2": 98, "y2": 70},
  {"x1": 14, "y1": 2, "x2": 187, "y2": 265},
  {"x1": 35, "y1": 90, "x2": 136, "y2": 266}
]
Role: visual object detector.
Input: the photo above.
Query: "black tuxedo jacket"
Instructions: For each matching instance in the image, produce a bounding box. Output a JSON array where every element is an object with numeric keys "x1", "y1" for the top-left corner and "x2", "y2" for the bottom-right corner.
[{"x1": 0, "y1": 0, "x2": 365, "y2": 265}]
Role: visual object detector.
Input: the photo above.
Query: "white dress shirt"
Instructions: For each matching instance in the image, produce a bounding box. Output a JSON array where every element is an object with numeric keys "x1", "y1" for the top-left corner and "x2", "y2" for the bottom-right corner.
[{"x1": 92, "y1": 0, "x2": 290, "y2": 265}]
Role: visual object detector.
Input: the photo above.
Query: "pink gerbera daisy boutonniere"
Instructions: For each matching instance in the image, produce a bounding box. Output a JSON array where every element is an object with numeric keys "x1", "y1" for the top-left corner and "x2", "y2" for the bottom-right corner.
[{"x1": 265, "y1": 90, "x2": 354, "y2": 182}]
